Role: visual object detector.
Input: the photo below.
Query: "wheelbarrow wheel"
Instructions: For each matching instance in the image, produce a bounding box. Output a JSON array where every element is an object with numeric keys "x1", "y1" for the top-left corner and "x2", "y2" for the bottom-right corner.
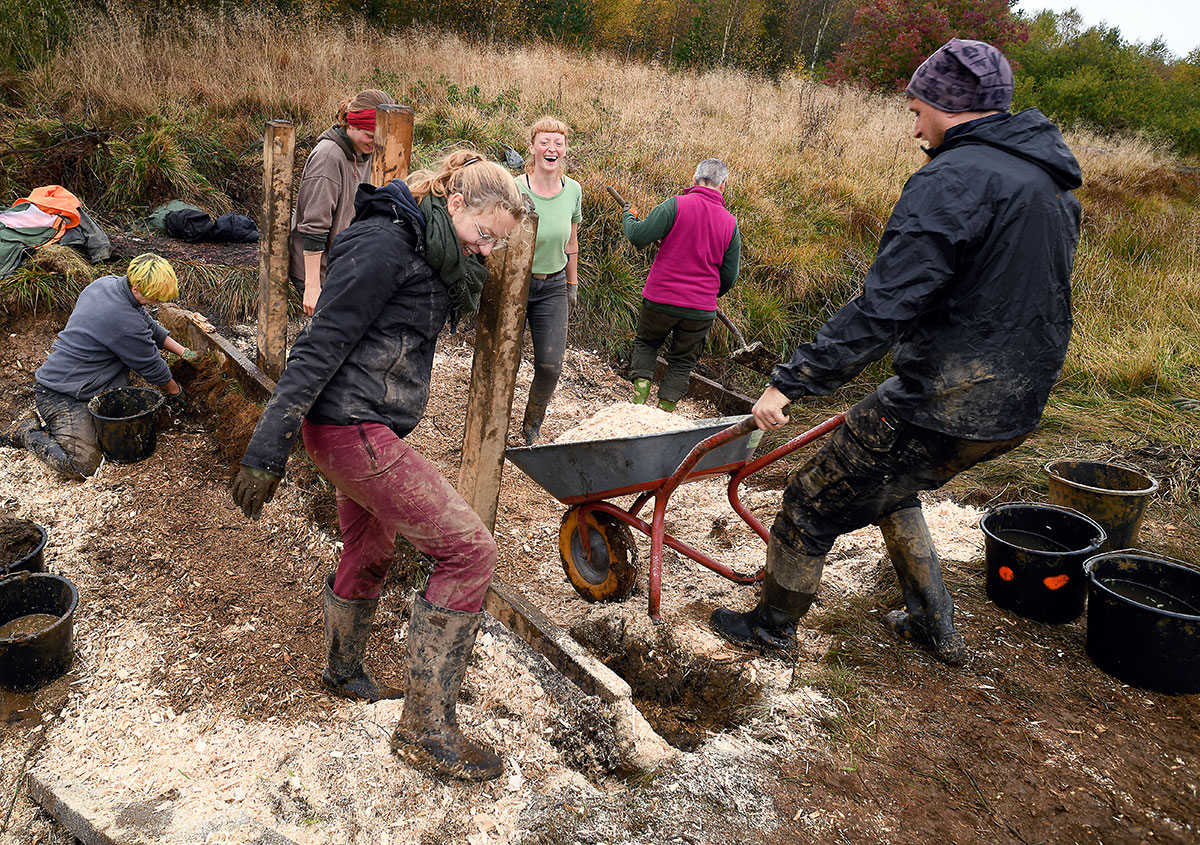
[{"x1": 559, "y1": 507, "x2": 638, "y2": 603}]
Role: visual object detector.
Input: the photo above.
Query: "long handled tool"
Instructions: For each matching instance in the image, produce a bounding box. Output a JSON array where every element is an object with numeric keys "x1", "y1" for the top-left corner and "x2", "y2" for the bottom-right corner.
[{"x1": 605, "y1": 185, "x2": 771, "y2": 367}]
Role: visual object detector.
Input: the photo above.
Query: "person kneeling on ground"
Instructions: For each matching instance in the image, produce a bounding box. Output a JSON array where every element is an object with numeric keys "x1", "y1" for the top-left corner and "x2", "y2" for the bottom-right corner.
[
  {"x1": 1, "y1": 253, "x2": 192, "y2": 478},
  {"x1": 231, "y1": 150, "x2": 529, "y2": 782},
  {"x1": 709, "y1": 39, "x2": 1082, "y2": 665},
  {"x1": 621, "y1": 158, "x2": 741, "y2": 411}
]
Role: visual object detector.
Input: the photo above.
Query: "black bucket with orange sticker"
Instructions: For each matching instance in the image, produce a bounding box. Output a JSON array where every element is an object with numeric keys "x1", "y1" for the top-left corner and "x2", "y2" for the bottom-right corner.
[{"x1": 980, "y1": 503, "x2": 1106, "y2": 624}]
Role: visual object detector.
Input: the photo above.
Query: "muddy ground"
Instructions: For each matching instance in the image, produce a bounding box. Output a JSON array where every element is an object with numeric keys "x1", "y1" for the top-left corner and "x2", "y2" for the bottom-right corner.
[{"x1": 0, "y1": 309, "x2": 1198, "y2": 844}]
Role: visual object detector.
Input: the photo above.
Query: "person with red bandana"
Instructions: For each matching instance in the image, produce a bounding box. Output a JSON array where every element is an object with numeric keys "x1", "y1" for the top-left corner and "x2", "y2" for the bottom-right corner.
[{"x1": 289, "y1": 89, "x2": 395, "y2": 316}]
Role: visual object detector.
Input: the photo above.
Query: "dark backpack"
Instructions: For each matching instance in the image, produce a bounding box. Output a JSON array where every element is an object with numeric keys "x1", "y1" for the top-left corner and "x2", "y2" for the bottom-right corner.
[{"x1": 165, "y1": 209, "x2": 259, "y2": 243}]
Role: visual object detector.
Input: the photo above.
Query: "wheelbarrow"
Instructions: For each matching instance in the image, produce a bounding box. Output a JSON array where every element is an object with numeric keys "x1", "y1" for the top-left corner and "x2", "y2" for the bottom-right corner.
[{"x1": 505, "y1": 412, "x2": 845, "y2": 619}]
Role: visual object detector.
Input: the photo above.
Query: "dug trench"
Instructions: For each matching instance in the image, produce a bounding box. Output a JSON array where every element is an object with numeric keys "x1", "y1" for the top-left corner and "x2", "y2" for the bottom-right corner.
[
  {"x1": 2, "y1": 308, "x2": 1199, "y2": 843},
  {"x1": 172, "y1": 352, "x2": 762, "y2": 752}
]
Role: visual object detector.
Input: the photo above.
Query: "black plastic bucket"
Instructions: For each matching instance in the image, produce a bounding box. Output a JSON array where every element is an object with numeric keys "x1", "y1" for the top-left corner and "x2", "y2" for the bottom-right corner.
[
  {"x1": 1083, "y1": 552, "x2": 1200, "y2": 694},
  {"x1": 0, "y1": 571, "x2": 78, "y2": 692},
  {"x1": 1045, "y1": 460, "x2": 1158, "y2": 551},
  {"x1": 980, "y1": 503, "x2": 1106, "y2": 623},
  {"x1": 0, "y1": 518, "x2": 47, "y2": 576},
  {"x1": 88, "y1": 386, "x2": 165, "y2": 464}
]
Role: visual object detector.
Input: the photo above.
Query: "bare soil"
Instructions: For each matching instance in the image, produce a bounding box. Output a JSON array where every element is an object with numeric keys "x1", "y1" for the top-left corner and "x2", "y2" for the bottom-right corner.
[{"x1": 1, "y1": 311, "x2": 1198, "y2": 844}]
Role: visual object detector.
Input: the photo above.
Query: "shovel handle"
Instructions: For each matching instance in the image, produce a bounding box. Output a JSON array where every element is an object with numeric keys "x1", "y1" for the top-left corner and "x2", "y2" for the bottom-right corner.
[
  {"x1": 715, "y1": 308, "x2": 748, "y2": 348},
  {"x1": 605, "y1": 186, "x2": 627, "y2": 207}
]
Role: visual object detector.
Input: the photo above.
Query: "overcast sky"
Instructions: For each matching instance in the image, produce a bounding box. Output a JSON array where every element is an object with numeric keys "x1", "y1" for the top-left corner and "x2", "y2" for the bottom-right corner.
[{"x1": 1016, "y1": 0, "x2": 1199, "y2": 60}]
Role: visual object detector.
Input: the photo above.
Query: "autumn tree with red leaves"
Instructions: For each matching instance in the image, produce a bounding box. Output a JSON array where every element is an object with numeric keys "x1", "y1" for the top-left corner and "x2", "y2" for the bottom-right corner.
[{"x1": 826, "y1": 0, "x2": 1027, "y2": 91}]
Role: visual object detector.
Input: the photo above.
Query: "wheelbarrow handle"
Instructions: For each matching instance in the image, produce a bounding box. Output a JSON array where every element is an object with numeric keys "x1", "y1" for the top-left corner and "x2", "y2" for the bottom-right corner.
[
  {"x1": 605, "y1": 186, "x2": 627, "y2": 207},
  {"x1": 659, "y1": 415, "x2": 759, "y2": 500}
]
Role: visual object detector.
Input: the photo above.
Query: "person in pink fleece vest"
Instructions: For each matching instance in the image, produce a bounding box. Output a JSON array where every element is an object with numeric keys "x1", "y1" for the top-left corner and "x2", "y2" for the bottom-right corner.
[{"x1": 621, "y1": 159, "x2": 741, "y2": 410}]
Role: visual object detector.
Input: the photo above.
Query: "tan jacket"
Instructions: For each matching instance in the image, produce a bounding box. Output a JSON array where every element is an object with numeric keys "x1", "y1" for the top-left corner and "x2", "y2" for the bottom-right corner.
[{"x1": 288, "y1": 127, "x2": 371, "y2": 285}]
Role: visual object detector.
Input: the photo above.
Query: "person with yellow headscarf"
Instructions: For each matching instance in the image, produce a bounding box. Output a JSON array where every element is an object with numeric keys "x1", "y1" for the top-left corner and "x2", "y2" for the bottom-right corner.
[{"x1": 0, "y1": 253, "x2": 196, "y2": 477}]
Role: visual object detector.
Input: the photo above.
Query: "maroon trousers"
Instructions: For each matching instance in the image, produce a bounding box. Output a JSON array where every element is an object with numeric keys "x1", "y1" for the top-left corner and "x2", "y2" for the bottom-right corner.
[{"x1": 302, "y1": 420, "x2": 497, "y2": 612}]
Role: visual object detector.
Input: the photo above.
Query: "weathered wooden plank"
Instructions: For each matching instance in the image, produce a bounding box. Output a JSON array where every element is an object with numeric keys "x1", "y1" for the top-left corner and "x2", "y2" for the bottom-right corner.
[
  {"x1": 256, "y1": 120, "x2": 295, "y2": 382},
  {"x1": 653, "y1": 356, "x2": 756, "y2": 415},
  {"x1": 156, "y1": 304, "x2": 276, "y2": 402},
  {"x1": 369, "y1": 104, "x2": 414, "y2": 186},
  {"x1": 456, "y1": 212, "x2": 537, "y2": 529}
]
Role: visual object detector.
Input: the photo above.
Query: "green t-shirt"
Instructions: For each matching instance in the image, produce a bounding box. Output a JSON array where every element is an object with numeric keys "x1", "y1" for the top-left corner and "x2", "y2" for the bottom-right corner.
[{"x1": 516, "y1": 174, "x2": 583, "y2": 275}]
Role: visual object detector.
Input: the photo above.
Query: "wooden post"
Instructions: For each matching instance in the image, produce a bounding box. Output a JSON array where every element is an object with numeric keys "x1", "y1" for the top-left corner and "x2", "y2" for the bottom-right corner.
[
  {"x1": 370, "y1": 104, "x2": 414, "y2": 186},
  {"x1": 457, "y1": 213, "x2": 538, "y2": 530},
  {"x1": 256, "y1": 120, "x2": 295, "y2": 381}
]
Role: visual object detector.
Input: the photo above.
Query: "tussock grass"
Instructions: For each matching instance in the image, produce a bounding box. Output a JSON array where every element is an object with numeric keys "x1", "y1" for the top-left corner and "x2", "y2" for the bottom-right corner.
[{"x1": 0, "y1": 245, "x2": 92, "y2": 314}]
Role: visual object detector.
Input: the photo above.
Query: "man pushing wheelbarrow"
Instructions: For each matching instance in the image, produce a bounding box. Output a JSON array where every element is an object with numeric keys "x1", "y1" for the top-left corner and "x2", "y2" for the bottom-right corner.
[{"x1": 710, "y1": 39, "x2": 1083, "y2": 665}]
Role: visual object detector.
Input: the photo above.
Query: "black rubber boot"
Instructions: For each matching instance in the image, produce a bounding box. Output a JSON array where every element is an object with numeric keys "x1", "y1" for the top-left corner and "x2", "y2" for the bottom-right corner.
[
  {"x1": 521, "y1": 399, "x2": 549, "y2": 445},
  {"x1": 0, "y1": 411, "x2": 38, "y2": 450},
  {"x1": 710, "y1": 539, "x2": 823, "y2": 658},
  {"x1": 390, "y1": 593, "x2": 503, "y2": 781},
  {"x1": 320, "y1": 574, "x2": 402, "y2": 702},
  {"x1": 878, "y1": 507, "x2": 967, "y2": 666}
]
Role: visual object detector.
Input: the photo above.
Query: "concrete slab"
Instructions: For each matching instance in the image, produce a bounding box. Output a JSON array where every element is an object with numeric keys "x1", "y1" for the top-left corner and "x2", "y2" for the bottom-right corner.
[{"x1": 28, "y1": 773, "x2": 299, "y2": 845}]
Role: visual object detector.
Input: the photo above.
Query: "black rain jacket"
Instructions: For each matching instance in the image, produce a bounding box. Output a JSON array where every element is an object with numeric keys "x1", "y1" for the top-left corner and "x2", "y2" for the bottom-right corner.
[
  {"x1": 771, "y1": 108, "x2": 1082, "y2": 440},
  {"x1": 242, "y1": 180, "x2": 450, "y2": 475}
]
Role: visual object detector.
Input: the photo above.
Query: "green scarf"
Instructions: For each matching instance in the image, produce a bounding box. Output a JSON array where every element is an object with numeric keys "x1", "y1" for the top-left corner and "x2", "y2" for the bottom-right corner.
[{"x1": 419, "y1": 194, "x2": 487, "y2": 317}]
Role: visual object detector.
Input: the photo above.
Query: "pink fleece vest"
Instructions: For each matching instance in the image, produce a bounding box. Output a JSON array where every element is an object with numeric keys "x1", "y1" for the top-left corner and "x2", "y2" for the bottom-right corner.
[{"x1": 643, "y1": 186, "x2": 736, "y2": 312}]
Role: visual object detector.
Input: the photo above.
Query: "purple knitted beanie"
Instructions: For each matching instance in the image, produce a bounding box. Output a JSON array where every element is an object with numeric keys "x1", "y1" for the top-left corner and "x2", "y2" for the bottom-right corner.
[{"x1": 907, "y1": 38, "x2": 1014, "y2": 113}]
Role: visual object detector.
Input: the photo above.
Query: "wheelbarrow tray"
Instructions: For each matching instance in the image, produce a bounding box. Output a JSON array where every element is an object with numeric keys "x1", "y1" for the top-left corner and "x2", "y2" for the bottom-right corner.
[{"x1": 505, "y1": 415, "x2": 760, "y2": 504}]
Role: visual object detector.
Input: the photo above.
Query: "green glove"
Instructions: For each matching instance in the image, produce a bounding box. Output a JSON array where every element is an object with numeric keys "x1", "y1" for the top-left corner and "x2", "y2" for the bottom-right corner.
[
  {"x1": 232, "y1": 465, "x2": 282, "y2": 520},
  {"x1": 181, "y1": 348, "x2": 200, "y2": 363},
  {"x1": 165, "y1": 385, "x2": 186, "y2": 415}
]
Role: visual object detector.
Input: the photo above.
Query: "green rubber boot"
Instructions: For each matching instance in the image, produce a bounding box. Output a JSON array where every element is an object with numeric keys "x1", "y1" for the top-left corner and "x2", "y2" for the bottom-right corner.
[
  {"x1": 658, "y1": 398, "x2": 677, "y2": 412},
  {"x1": 631, "y1": 378, "x2": 651, "y2": 405}
]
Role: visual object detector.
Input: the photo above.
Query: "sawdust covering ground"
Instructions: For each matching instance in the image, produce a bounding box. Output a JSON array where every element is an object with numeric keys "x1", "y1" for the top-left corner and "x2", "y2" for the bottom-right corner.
[{"x1": 2, "y1": 330, "x2": 989, "y2": 845}]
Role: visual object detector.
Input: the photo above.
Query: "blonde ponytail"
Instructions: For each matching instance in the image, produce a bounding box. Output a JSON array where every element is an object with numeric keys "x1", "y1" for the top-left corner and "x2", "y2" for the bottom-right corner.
[{"x1": 409, "y1": 149, "x2": 528, "y2": 219}]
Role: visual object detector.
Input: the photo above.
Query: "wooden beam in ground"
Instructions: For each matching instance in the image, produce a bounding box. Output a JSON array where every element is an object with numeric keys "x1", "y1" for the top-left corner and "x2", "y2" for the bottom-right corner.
[
  {"x1": 652, "y1": 356, "x2": 756, "y2": 415},
  {"x1": 256, "y1": 119, "x2": 295, "y2": 382},
  {"x1": 456, "y1": 212, "x2": 537, "y2": 528},
  {"x1": 157, "y1": 304, "x2": 276, "y2": 402},
  {"x1": 455, "y1": 214, "x2": 674, "y2": 770},
  {"x1": 370, "y1": 104, "x2": 415, "y2": 186}
]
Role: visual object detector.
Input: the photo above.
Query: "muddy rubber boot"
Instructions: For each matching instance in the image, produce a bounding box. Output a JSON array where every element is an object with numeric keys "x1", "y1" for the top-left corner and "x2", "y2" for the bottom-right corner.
[
  {"x1": 657, "y1": 398, "x2": 677, "y2": 412},
  {"x1": 878, "y1": 507, "x2": 967, "y2": 666},
  {"x1": 390, "y1": 593, "x2": 503, "y2": 781},
  {"x1": 0, "y1": 414, "x2": 34, "y2": 449},
  {"x1": 710, "y1": 538, "x2": 823, "y2": 657},
  {"x1": 631, "y1": 378, "x2": 651, "y2": 405},
  {"x1": 521, "y1": 399, "x2": 549, "y2": 445},
  {"x1": 320, "y1": 574, "x2": 402, "y2": 702}
]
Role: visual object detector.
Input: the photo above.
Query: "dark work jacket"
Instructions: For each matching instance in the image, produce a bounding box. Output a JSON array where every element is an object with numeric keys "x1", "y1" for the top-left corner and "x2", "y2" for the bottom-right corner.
[
  {"x1": 771, "y1": 109, "x2": 1082, "y2": 440},
  {"x1": 241, "y1": 180, "x2": 448, "y2": 476}
]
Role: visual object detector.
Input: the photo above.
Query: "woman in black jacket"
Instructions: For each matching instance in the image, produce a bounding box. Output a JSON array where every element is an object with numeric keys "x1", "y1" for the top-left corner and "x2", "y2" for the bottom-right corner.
[{"x1": 232, "y1": 149, "x2": 528, "y2": 782}]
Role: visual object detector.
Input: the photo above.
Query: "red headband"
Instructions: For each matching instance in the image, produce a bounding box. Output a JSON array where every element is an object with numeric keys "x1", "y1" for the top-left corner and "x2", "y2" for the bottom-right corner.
[{"x1": 346, "y1": 108, "x2": 376, "y2": 131}]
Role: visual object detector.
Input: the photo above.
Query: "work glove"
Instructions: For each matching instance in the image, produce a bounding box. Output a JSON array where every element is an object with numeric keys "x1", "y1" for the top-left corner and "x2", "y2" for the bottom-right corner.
[
  {"x1": 566, "y1": 282, "x2": 578, "y2": 312},
  {"x1": 181, "y1": 348, "x2": 200, "y2": 363},
  {"x1": 164, "y1": 385, "x2": 186, "y2": 416},
  {"x1": 1172, "y1": 396, "x2": 1200, "y2": 413},
  {"x1": 232, "y1": 465, "x2": 282, "y2": 520}
]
